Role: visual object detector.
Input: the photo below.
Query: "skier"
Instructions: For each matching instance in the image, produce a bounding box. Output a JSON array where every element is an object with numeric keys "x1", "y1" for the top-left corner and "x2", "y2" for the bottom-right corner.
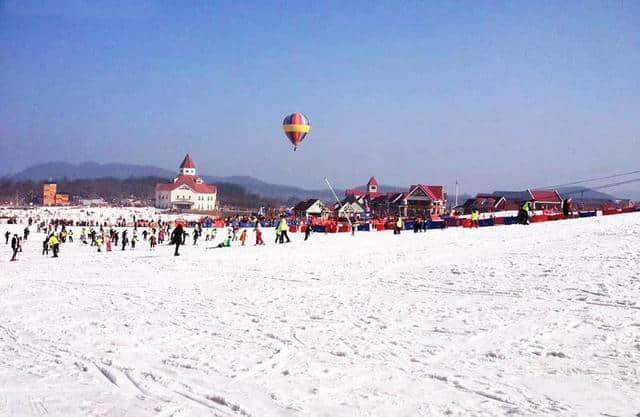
[
  {"x1": 304, "y1": 222, "x2": 312, "y2": 241},
  {"x1": 471, "y1": 210, "x2": 480, "y2": 228},
  {"x1": 10, "y1": 234, "x2": 19, "y2": 261},
  {"x1": 424, "y1": 212, "x2": 431, "y2": 232},
  {"x1": 252, "y1": 221, "x2": 263, "y2": 246},
  {"x1": 106, "y1": 238, "x2": 112, "y2": 252},
  {"x1": 274, "y1": 223, "x2": 281, "y2": 244},
  {"x1": 131, "y1": 235, "x2": 137, "y2": 250},
  {"x1": 193, "y1": 230, "x2": 199, "y2": 246},
  {"x1": 394, "y1": 217, "x2": 403, "y2": 235},
  {"x1": 519, "y1": 201, "x2": 532, "y2": 225},
  {"x1": 121, "y1": 230, "x2": 128, "y2": 251},
  {"x1": 214, "y1": 234, "x2": 232, "y2": 248},
  {"x1": 563, "y1": 198, "x2": 572, "y2": 218},
  {"x1": 67, "y1": 229, "x2": 73, "y2": 243},
  {"x1": 48, "y1": 234, "x2": 60, "y2": 258},
  {"x1": 278, "y1": 216, "x2": 290, "y2": 244},
  {"x1": 239, "y1": 229, "x2": 247, "y2": 246},
  {"x1": 171, "y1": 224, "x2": 184, "y2": 256},
  {"x1": 23, "y1": 227, "x2": 30, "y2": 241},
  {"x1": 42, "y1": 235, "x2": 49, "y2": 256},
  {"x1": 4, "y1": 231, "x2": 10, "y2": 245}
]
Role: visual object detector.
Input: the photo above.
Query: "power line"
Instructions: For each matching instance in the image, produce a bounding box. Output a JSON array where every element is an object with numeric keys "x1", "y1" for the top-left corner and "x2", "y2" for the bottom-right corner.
[
  {"x1": 562, "y1": 177, "x2": 640, "y2": 197},
  {"x1": 541, "y1": 169, "x2": 640, "y2": 189}
]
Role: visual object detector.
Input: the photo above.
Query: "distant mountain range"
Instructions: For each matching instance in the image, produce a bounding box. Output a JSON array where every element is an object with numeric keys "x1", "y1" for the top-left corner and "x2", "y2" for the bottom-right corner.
[
  {"x1": 5, "y1": 162, "x2": 341, "y2": 201},
  {"x1": 10, "y1": 162, "x2": 176, "y2": 182},
  {"x1": 556, "y1": 186, "x2": 619, "y2": 201},
  {"x1": 6, "y1": 162, "x2": 636, "y2": 202}
]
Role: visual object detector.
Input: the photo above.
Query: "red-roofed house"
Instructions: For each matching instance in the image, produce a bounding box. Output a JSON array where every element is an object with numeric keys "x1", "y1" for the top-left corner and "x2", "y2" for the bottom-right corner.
[
  {"x1": 155, "y1": 154, "x2": 217, "y2": 211},
  {"x1": 343, "y1": 176, "x2": 447, "y2": 217},
  {"x1": 529, "y1": 189, "x2": 563, "y2": 210},
  {"x1": 399, "y1": 184, "x2": 447, "y2": 216}
]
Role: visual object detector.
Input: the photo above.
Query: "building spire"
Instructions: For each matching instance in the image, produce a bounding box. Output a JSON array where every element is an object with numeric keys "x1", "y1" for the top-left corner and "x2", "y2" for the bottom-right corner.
[{"x1": 179, "y1": 154, "x2": 196, "y2": 176}]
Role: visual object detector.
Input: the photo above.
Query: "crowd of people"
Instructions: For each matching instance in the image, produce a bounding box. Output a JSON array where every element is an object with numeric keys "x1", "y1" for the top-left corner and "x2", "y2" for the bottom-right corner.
[
  {"x1": 0, "y1": 199, "x2": 576, "y2": 262},
  {"x1": 1, "y1": 213, "x2": 312, "y2": 262}
]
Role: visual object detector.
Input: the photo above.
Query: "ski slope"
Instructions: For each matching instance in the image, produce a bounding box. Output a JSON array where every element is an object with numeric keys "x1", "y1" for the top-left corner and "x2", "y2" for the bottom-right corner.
[{"x1": 1, "y1": 211, "x2": 639, "y2": 416}]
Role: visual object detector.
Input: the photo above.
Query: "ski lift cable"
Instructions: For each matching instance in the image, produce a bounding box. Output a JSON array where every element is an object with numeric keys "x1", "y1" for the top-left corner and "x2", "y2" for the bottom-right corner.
[
  {"x1": 561, "y1": 177, "x2": 640, "y2": 196},
  {"x1": 539, "y1": 169, "x2": 640, "y2": 189}
]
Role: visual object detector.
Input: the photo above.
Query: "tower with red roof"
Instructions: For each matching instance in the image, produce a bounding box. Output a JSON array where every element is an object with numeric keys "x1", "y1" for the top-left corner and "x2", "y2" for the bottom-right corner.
[
  {"x1": 367, "y1": 176, "x2": 379, "y2": 194},
  {"x1": 155, "y1": 154, "x2": 217, "y2": 211},
  {"x1": 179, "y1": 153, "x2": 197, "y2": 176}
]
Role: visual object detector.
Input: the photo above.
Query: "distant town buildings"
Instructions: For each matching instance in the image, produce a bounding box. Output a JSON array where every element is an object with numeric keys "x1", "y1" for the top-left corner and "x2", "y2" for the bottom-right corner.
[
  {"x1": 341, "y1": 176, "x2": 447, "y2": 217},
  {"x1": 154, "y1": 154, "x2": 217, "y2": 211},
  {"x1": 42, "y1": 183, "x2": 70, "y2": 206},
  {"x1": 460, "y1": 189, "x2": 563, "y2": 214},
  {"x1": 292, "y1": 176, "x2": 448, "y2": 219}
]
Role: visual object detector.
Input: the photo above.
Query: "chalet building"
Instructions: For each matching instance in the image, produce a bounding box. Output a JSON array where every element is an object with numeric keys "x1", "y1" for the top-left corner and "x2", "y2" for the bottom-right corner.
[
  {"x1": 293, "y1": 199, "x2": 329, "y2": 218},
  {"x1": 333, "y1": 195, "x2": 366, "y2": 218},
  {"x1": 155, "y1": 154, "x2": 217, "y2": 211},
  {"x1": 342, "y1": 177, "x2": 447, "y2": 217},
  {"x1": 461, "y1": 193, "x2": 515, "y2": 214},
  {"x1": 461, "y1": 189, "x2": 564, "y2": 214},
  {"x1": 399, "y1": 184, "x2": 447, "y2": 217},
  {"x1": 368, "y1": 192, "x2": 404, "y2": 217},
  {"x1": 493, "y1": 189, "x2": 563, "y2": 211}
]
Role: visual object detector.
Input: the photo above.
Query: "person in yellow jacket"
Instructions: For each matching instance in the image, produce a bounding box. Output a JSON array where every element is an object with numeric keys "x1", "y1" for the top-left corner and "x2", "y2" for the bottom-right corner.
[
  {"x1": 394, "y1": 217, "x2": 403, "y2": 235},
  {"x1": 471, "y1": 210, "x2": 479, "y2": 228},
  {"x1": 519, "y1": 201, "x2": 532, "y2": 225},
  {"x1": 48, "y1": 234, "x2": 60, "y2": 258},
  {"x1": 278, "y1": 216, "x2": 290, "y2": 244}
]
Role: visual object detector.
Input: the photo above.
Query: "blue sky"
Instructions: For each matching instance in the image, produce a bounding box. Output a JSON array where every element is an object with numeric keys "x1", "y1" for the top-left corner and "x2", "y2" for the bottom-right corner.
[{"x1": 1, "y1": 0, "x2": 638, "y2": 194}]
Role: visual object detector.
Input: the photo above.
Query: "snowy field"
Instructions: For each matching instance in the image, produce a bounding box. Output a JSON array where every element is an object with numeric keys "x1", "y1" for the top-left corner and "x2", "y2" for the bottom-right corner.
[{"x1": 1, "y1": 210, "x2": 639, "y2": 417}]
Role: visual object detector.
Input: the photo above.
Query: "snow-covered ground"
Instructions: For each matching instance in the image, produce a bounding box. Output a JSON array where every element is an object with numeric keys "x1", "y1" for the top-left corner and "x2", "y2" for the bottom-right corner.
[{"x1": 1, "y1": 209, "x2": 639, "y2": 417}]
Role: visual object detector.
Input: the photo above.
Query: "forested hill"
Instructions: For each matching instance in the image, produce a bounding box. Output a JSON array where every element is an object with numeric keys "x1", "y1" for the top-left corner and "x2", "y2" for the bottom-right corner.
[{"x1": 0, "y1": 177, "x2": 284, "y2": 208}]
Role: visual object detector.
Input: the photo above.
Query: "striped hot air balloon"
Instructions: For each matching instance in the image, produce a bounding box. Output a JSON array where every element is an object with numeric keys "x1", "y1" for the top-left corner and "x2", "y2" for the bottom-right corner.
[{"x1": 282, "y1": 113, "x2": 310, "y2": 151}]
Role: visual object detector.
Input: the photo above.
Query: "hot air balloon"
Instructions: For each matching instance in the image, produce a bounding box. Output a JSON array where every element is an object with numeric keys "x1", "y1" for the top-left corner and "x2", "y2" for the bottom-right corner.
[{"x1": 282, "y1": 113, "x2": 310, "y2": 151}]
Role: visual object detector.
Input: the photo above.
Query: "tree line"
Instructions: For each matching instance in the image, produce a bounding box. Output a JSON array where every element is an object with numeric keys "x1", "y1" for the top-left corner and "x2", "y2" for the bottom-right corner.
[{"x1": 0, "y1": 177, "x2": 284, "y2": 209}]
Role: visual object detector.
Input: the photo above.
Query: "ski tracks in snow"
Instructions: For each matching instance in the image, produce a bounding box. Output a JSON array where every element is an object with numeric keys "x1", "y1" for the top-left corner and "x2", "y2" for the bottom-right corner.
[{"x1": 1, "y1": 213, "x2": 639, "y2": 415}]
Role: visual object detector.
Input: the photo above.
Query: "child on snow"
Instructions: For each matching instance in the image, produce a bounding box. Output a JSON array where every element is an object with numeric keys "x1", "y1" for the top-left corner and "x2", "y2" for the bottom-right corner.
[{"x1": 215, "y1": 235, "x2": 232, "y2": 248}]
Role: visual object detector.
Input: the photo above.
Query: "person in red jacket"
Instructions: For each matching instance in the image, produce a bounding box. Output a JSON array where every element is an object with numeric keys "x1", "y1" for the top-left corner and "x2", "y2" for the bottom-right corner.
[{"x1": 254, "y1": 221, "x2": 264, "y2": 245}]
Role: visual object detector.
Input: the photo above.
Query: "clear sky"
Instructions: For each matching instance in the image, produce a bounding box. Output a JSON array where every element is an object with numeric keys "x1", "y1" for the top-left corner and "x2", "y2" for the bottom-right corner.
[{"x1": 1, "y1": 0, "x2": 638, "y2": 194}]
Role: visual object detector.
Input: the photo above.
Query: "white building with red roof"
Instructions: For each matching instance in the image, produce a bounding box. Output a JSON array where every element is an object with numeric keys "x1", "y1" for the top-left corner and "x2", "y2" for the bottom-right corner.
[{"x1": 155, "y1": 154, "x2": 217, "y2": 211}]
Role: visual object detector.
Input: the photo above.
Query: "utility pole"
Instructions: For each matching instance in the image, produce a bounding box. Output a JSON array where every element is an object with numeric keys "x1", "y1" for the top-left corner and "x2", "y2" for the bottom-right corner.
[{"x1": 455, "y1": 177, "x2": 459, "y2": 207}]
